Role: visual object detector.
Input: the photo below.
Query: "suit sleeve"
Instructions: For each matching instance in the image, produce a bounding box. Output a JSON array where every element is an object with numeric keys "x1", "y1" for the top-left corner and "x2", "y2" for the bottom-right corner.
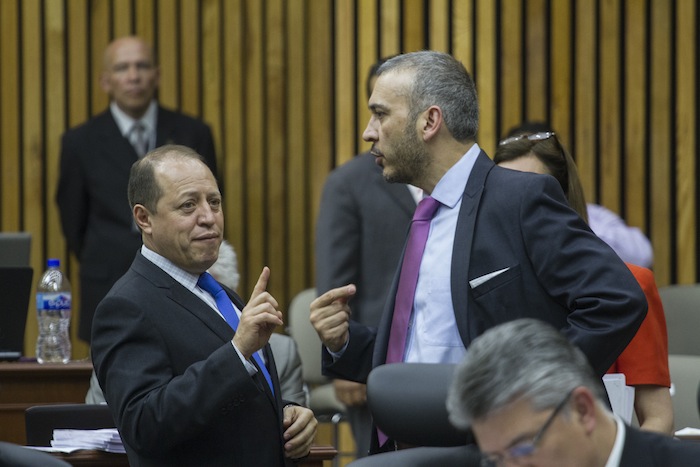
[
  {"x1": 519, "y1": 176, "x2": 647, "y2": 376},
  {"x1": 315, "y1": 169, "x2": 362, "y2": 295},
  {"x1": 56, "y1": 131, "x2": 88, "y2": 258},
  {"x1": 91, "y1": 293, "x2": 263, "y2": 455}
]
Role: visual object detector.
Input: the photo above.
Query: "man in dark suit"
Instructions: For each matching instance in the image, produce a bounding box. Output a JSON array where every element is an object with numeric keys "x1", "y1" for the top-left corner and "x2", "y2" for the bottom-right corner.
[
  {"x1": 90, "y1": 145, "x2": 316, "y2": 466},
  {"x1": 310, "y1": 51, "x2": 646, "y2": 453},
  {"x1": 447, "y1": 318, "x2": 700, "y2": 467},
  {"x1": 56, "y1": 36, "x2": 217, "y2": 342}
]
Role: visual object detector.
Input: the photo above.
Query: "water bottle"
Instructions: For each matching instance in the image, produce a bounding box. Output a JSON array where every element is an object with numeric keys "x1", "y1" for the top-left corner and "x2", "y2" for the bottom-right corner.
[{"x1": 36, "y1": 258, "x2": 72, "y2": 363}]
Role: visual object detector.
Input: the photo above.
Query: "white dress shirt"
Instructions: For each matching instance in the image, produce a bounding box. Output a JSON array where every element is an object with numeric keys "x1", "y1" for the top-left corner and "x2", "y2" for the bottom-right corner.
[
  {"x1": 403, "y1": 143, "x2": 481, "y2": 364},
  {"x1": 110, "y1": 100, "x2": 158, "y2": 153}
]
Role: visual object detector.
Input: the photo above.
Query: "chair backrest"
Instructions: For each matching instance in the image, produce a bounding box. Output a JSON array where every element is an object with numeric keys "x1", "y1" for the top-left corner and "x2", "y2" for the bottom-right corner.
[
  {"x1": 287, "y1": 288, "x2": 326, "y2": 385},
  {"x1": 658, "y1": 284, "x2": 700, "y2": 355},
  {"x1": 668, "y1": 354, "x2": 700, "y2": 431},
  {"x1": 366, "y1": 363, "x2": 471, "y2": 447},
  {"x1": 25, "y1": 404, "x2": 115, "y2": 446}
]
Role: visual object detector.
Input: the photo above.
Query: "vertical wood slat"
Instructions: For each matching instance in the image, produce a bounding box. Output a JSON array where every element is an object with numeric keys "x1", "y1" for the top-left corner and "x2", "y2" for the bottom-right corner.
[
  {"x1": 243, "y1": 0, "x2": 265, "y2": 294},
  {"x1": 201, "y1": 0, "x2": 223, "y2": 168},
  {"x1": 265, "y1": 0, "x2": 288, "y2": 307},
  {"x1": 286, "y1": 0, "x2": 309, "y2": 298},
  {"x1": 90, "y1": 1, "x2": 110, "y2": 115},
  {"x1": 112, "y1": 0, "x2": 133, "y2": 37},
  {"x1": 598, "y1": 0, "x2": 622, "y2": 212},
  {"x1": 524, "y1": 0, "x2": 547, "y2": 121},
  {"x1": 549, "y1": 0, "x2": 572, "y2": 149},
  {"x1": 179, "y1": 0, "x2": 200, "y2": 116},
  {"x1": 649, "y1": 0, "x2": 672, "y2": 285},
  {"x1": 623, "y1": 0, "x2": 647, "y2": 231},
  {"x1": 0, "y1": 0, "x2": 20, "y2": 230},
  {"x1": 499, "y1": 0, "x2": 523, "y2": 137},
  {"x1": 335, "y1": 0, "x2": 356, "y2": 166},
  {"x1": 157, "y1": 1, "x2": 179, "y2": 109},
  {"x1": 358, "y1": 0, "x2": 380, "y2": 154},
  {"x1": 21, "y1": 0, "x2": 44, "y2": 361},
  {"x1": 574, "y1": 0, "x2": 597, "y2": 201},
  {"x1": 675, "y1": 0, "x2": 697, "y2": 283},
  {"x1": 222, "y1": 0, "x2": 246, "y2": 291},
  {"x1": 380, "y1": 0, "x2": 401, "y2": 57},
  {"x1": 429, "y1": 0, "x2": 450, "y2": 52},
  {"x1": 402, "y1": 0, "x2": 425, "y2": 52},
  {"x1": 475, "y1": 0, "x2": 497, "y2": 156}
]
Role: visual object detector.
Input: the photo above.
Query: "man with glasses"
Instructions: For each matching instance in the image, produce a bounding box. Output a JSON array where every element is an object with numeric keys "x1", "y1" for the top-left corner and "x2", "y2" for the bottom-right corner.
[{"x1": 447, "y1": 318, "x2": 700, "y2": 467}]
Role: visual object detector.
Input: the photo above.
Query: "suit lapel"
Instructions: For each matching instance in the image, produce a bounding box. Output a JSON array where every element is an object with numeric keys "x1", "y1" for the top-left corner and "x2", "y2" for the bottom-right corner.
[
  {"x1": 155, "y1": 107, "x2": 179, "y2": 146},
  {"x1": 94, "y1": 111, "x2": 140, "y2": 164},
  {"x1": 451, "y1": 151, "x2": 493, "y2": 347}
]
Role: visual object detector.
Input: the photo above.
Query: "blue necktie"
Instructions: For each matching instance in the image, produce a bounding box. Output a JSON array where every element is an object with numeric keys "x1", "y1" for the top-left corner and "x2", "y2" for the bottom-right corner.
[{"x1": 197, "y1": 272, "x2": 274, "y2": 395}]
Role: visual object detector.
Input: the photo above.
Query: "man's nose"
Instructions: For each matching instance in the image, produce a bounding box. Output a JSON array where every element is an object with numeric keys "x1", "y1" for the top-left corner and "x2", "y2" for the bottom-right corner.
[{"x1": 362, "y1": 117, "x2": 377, "y2": 142}]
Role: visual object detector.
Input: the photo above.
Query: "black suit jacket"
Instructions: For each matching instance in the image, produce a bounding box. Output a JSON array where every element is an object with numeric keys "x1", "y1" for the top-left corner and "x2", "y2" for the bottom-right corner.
[
  {"x1": 91, "y1": 252, "x2": 292, "y2": 467},
  {"x1": 315, "y1": 152, "x2": 415, "y2": 327},
  {"x1": 56, "y1": 106, "x2": 217, "y2": 341},
  {"x1": 323, "y1": 151, "x2": 646, "y2": 410},
  {"x1": 620, "y1": 425, "x2": 700, "y2": 466}
]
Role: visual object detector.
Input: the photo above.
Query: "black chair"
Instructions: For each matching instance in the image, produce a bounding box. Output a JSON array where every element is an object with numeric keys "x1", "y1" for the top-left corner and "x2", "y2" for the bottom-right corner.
[
  {"x1": 0, "y1": 441, "x2": 70, "y2": 466},
  {"x1": 348, "y1": 363, "x2": 480, "y2": 466},
  {"x1": 25, "y1": 404, "x2": 115, "y2": 447}
]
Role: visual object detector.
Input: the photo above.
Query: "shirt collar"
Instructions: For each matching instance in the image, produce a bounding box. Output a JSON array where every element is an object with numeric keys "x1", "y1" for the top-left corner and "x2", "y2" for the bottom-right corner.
[
  {"x1": 604, "y1": 415, "x2": 626, "y2": 467},
  {"x1": 141, "y1": 244, "x2": 200, "y2": 292},
  {"x1": 430, "y1": 143, "x2": 481, "y2": 209},
  {"x1": 110, "y1": 100, "x2": 158, "y2": 137}
]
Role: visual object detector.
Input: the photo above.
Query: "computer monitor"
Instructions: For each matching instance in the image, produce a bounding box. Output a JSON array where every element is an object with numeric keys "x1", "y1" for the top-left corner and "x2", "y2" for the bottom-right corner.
[
  {"x1": 0, "y1": 232, "x2": 31, "y2": 267},
  {"x1": 0, "y1": 266, "x2": 33, "y2": 360}
]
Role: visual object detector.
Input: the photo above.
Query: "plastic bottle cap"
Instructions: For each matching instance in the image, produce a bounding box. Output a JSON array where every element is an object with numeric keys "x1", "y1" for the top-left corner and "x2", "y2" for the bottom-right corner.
[{"x1": 47, "y1": 258, "x2": 60, "y2": 268}]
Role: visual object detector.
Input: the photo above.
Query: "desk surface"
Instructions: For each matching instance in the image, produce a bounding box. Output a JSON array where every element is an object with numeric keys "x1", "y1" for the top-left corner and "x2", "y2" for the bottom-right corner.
[
  {"x1": 0, "y1": 361, "x2": 93, "y2": 445},
  {"x1": 49, "y1": 445, "x2": 338, "y2": 466}
]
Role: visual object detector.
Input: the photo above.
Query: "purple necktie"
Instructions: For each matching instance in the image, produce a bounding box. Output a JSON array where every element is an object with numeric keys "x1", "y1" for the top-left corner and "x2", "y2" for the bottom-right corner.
[
  {"x1": 379, "y1": 196, "x2": 440, "y2": 447},
  {"x1": 197, "y1": 272, "x2": 274, "y2": 395},
  {"x1": 385, "y1": 196, "x2": 441, "y2": 364}
]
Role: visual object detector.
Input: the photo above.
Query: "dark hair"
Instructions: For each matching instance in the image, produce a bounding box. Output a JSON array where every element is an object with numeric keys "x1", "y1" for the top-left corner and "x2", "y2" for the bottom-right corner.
[
  {"x1": 128, "y1": 144, "x2": 206, "y2": 213},
  {"x1": 495, "y1": 122, "x2": 589, "y2": 223},
  {"x1": 377, "y1": 51, "x2": 479, "y2": 142}
]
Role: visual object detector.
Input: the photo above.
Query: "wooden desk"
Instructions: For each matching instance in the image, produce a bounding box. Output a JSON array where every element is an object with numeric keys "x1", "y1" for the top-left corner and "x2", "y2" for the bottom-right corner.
[
  {"x1": 49, "y1": 445, "x2": 338, "y2": 466},
  {"x1": 0, "y1": 361, "x2": 93, "y2": 445}
]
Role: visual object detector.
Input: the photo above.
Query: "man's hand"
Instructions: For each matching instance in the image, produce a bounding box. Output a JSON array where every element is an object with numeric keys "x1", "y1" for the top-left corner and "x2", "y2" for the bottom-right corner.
[
  {"x1": 333, "y1": 379, "x2": 367, "y2": 407},
  {"x1": 309, "y1": 285, "x2": 356, "y2": 352},
  {"x1": 282, "y1": 405, "x2": 317, "y2": 459},
  {"x1": 232, "y1": 267, "x2": 283, "y2": 359}
]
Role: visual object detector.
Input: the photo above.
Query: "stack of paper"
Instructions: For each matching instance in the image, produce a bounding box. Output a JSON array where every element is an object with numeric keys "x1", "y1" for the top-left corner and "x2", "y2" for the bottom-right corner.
[
  {"x1": 51, "y1": 428, "x2": 125, "y2": 453},
  {"x1": 603, "y1": 373, "x2": 635, "y2": 424}
]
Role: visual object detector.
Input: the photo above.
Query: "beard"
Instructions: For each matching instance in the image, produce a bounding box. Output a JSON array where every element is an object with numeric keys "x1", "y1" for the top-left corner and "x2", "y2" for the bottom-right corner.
[{"x1": 382, "y1": 121, "x2": 429, "y2": 185}]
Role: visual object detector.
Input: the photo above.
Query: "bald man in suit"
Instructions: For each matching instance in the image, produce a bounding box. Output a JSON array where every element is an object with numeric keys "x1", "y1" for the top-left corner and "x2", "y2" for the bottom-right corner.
[{"x1": 57, "y1": 36, "x2": 217, "y2": 342}]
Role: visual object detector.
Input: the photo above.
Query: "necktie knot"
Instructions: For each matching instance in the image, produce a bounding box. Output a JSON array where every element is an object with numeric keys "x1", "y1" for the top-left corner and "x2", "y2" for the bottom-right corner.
[
  {"x1": 413, "y1": 196, "x2": 441, "y2": 221},
  {"x1": 130, "y1": 122, "x2": 148, "y2": 157},
  {"x1": 198, "y1": 272, "x2": 223, "y2": 297}
]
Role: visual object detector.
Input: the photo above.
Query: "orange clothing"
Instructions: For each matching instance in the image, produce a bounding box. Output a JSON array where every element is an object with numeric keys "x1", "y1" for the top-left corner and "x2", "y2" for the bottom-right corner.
[{"x1": 607, "y1": 263, "x2": 671, "y2": 387}]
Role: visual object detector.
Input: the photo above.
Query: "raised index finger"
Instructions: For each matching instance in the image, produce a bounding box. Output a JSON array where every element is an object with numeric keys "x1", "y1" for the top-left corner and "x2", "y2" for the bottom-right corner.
[
  {"x1": 250, "y1": 266, "x2": 270, "y2": 301},
  {"x1": 312, "y1": 284, "x2": 356, "y2": 308}
]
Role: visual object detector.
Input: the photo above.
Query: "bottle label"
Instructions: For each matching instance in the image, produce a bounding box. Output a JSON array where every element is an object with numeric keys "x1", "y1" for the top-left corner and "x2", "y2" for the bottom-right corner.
[{"x1": 36, "y1": 293, "x2": 72, "y2": 310}]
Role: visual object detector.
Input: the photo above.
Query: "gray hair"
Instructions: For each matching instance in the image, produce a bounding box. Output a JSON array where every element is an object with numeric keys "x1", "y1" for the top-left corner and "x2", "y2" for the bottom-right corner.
[
  {"x1": 446, "y1": 318, "x2": 606, "y2": 429},
  {"x1": 377, "y1": 51, "x2": 479, "y2": 142},
  {"x1": 208, "y1": 240, "x2": 240, "y2": 290}
]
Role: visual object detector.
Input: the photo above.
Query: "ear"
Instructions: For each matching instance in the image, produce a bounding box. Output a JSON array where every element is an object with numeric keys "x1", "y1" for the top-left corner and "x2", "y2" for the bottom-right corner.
[
  {"x1": 571, "y1": 386, "x2": 598, "y2": 435},
  {"x1": 420, "y1": 106, "x2": 443, "y2": 142},
  {"x1": 133, "y1": 205, "x2": 152, "y2": 234}
]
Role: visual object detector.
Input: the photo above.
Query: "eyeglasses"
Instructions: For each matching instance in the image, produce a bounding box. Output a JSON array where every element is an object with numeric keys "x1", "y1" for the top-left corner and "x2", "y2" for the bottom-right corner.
[
  {"x1": 479, "y1": 389, "x2": 574, "y2": 467},
  {"x1": 498, "y1": 131, "x2": 556, "y2": 147}
]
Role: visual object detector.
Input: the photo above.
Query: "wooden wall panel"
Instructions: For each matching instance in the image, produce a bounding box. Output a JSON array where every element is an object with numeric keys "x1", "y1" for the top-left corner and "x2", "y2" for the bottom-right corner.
[
  {"x1": 1, "y1": 0, "x2": 698, "y2": 358},
  {"x1": 675, "y1": 0, "x2": 697, "y2": 283}
]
